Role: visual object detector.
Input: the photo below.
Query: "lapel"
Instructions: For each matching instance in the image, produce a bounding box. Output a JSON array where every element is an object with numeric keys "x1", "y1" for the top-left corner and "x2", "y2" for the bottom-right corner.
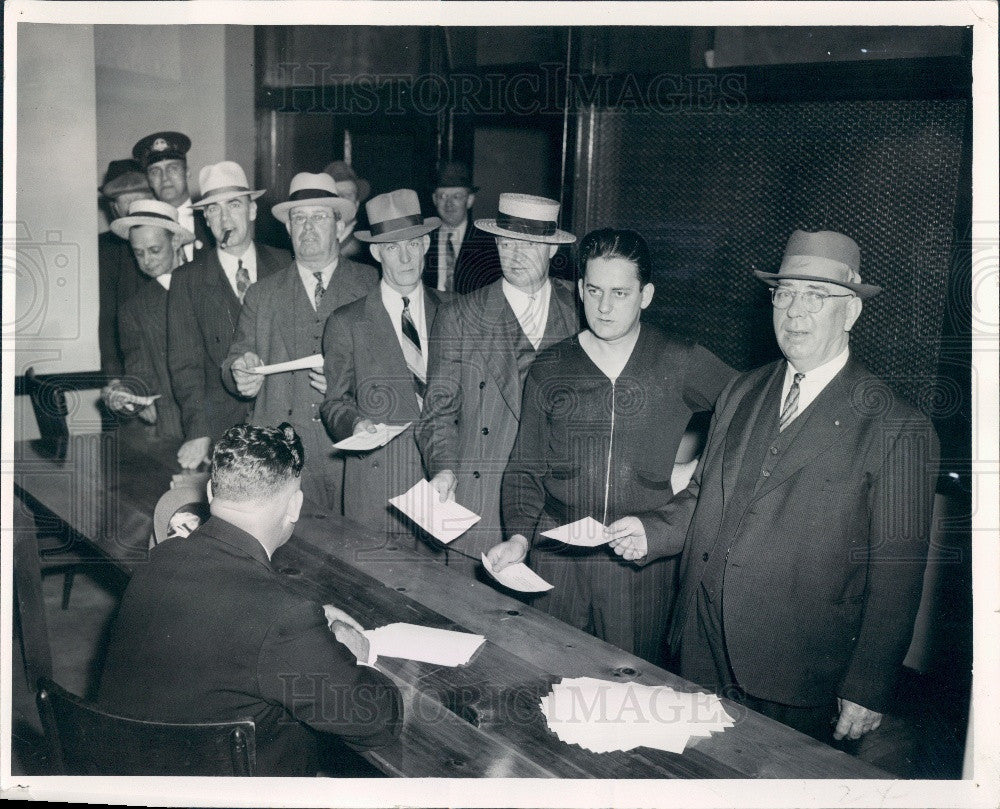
[
  {"x1": 202, "y1": 250, "x2": 243, "y2": 333},
  {"x1": 326, "y1": 257, "x2": 368, "y2": 313},
  {"x1": 722, "y1": 363, "x2": 783, "y2": 503},
  {"x1": 424, "y1": 286, "x2": 442, "y2": 331},
  {"x1": 539, "y1": 280, "x2": 579, "y2": 352},
  {"x1": 277, "y1": 263, "x2": 303, "y2": 359},
  {"x1": 482, "y1": 282, "x2": 526, "y2": 417},
  {"x1": 752, "y1": 359, "x2": 865, "y2": 501},
  {"x1": 362, "y1": 290, "x2": 411, "y2": 383}
]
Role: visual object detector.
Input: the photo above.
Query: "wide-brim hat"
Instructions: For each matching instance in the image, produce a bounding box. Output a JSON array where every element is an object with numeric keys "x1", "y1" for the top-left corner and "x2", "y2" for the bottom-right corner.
[
  {"x1": 110, "y1": 199, "x2": 195, "y2": 243},
  {"x1": 100, "y1": 159, "x2": 150, "y2": 199},
  {"x1": 323, "y1": 160, "x2": 371, "y2": 204},
  {"x1": 434, "y1": 160, "x2": 479, "y2": 193},
  {"x1": 476, "y1": 193, "x2": 576, "y2": 244},
  {"x1": 272, "y1": 172, "x2": 357, "y2": 225},
  {"x1": 153, "y1": 482, "x2": 209, "y2": 546},
  {"x1": 192, "y1": 161, "x2": 265, "y2": 208},
  {"x1": 754, "y1": 229, "x2": 881, "y2": 299},
  {"x1": 356, "y1": 189, "x2": 440, "y2": 243},
  {"x1": 132, "y1": 131, "x2": 191, "y2": 169}
]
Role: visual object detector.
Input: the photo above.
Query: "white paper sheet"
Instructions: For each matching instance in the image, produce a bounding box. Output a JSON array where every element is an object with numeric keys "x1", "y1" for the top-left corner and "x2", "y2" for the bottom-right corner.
[
  {"x1": 251, "y1": 354, "x2": 324, "y2": 375},
  {"x1": 481, "y1": 553, "x2": 553, "y2": 592},
  {"x1": 540, "y1": 516, "x2": 608, "y2": 547},
  {"x1": 333, "y1": 422, "x2": 411, "y2": 451},
  {"x1": 117, "y1": 391, "x2": 161, "y2": 407},
  {"x1": 363, "y1": 622, "x2": 485, "y2": 667},
  {"x1": 539, "y1": 677, "x2": 735, "y2": 755},
  {"x1": 388, "y1": 479, "x2": 480, "y2": 544}
]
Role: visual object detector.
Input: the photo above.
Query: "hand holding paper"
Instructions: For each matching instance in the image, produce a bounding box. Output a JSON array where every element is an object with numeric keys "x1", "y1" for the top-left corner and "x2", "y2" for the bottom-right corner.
[
  {"x1": 481, "y1": 553, "x2": 553, "y2": 593},
  {"x1": 540, "y1": 516, "x2": 608, "y2": 547},
  {"x1": 333, "y1": 422, "x2": 412, "y2": 452},
  {"x1": 388, "y1": 479, "x2": 480, "y2": 544}
]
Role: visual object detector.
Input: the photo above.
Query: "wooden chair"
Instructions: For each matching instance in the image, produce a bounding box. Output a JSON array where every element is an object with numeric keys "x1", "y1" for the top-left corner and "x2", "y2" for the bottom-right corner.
[{"x1": 36, "y1": 678, "x2": 256, "y2": 776}]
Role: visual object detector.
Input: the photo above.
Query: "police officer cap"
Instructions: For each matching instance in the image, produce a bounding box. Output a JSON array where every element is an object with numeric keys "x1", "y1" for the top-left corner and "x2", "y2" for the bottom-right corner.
[{"x1": 132, "y1": 131, "x2": 192, "y2": 169}]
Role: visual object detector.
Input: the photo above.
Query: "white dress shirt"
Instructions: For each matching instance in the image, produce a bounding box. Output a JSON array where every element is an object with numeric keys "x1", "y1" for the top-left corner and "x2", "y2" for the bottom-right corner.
[
  {"x1": 297, "y1": 259, "x2": 338, "y2": 310},
  {"x1": 436, "y1": 219, "x2": 467, "y2": 291},
  {"x1": 502, "y1": 278, "x2": 552, "y2": 351},
  {"x1": 780, "y1": 348, "x2": 850, "y2": 424},
  {"x1": 217, "y1": 245, "x2": 258, "y2": 298},
  {"x1": 156, "y1": 273, "x2": 172, "y2": 291},
  {"x1": 380, "y1": 281, "x2": 428, "y2": 365}
]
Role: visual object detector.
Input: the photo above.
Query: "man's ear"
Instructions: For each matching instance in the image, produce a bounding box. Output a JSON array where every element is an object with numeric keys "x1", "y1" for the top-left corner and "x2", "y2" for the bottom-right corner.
[
  {"x1": 577, "y1": 277, "x2": 585, "y2": 302},
  {"x1": 336, "y1": 217, "x2": 346, "y2": 239},
  {"x1": 640, "y1": 282, "x2": 655, "y2": 309},
  {"x1": 369, "y1": 243, "x2": 382, "y2": 263},
  {"x1": 420, "y1": 234, "x2": 432, "y2": 256},
  {"x1": 844, "y1": 296, "x2": 863, "y2": 332},
  {"x1": 546, "y1": 243, "x2": 559, "y2": 260},
  {"x1": 284, "y1": 220, "x2": 292, "y2": 238},
  {"x1": 287, "y1": 487, "x2": 304, "y2": 524},
  {"x1": 465, "y1": 193, "x2": 475, "y2": 211},
  {"x1": 249, "y1": 201, "x2": 258, "y2": 222},
  {"x1": 206, "y1": 479, "x2": 214, "y2": 503}
]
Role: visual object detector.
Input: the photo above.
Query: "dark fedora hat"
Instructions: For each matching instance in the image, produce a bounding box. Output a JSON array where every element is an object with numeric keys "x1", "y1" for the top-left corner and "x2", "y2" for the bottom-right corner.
[
  {"x1": 100, "y1": 159, "x2": 150, "y2": 199},
  {"x1": 323, "y1": 160, "x2": 371, "y2": 204},
  {"x1": 433, "y1": 160, "x2": 478, "y2": 193}
]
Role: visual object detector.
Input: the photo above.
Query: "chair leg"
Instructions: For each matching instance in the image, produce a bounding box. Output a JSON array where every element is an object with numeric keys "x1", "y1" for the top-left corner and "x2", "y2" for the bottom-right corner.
[{"x1": 61, "y1": 570, "x2": 75, "y2": 610}]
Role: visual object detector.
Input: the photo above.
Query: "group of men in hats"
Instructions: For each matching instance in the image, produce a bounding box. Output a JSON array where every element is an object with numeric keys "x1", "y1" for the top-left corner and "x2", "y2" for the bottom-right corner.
[{"x1": 96, "y1": 128, "x2": 937, "y2": 764}]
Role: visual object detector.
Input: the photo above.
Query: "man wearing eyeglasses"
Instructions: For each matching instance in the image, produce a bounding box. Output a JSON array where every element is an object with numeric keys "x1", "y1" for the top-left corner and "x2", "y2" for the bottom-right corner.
[
  {"x1": 223, "y1": 173, "x2": 378, "y2": 512},
  {"x1": 423, "y1": 161, "x2": 502, "y2": 294},
  {"x1": 612, "y1": 230, "x2": 938, "y2": 749}
]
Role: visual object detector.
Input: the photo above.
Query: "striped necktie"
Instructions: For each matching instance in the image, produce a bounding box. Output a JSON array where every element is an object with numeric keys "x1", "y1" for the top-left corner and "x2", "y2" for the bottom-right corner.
[
  {"x1": 779, "y1": 372, "x2": 804, "y2": 432},
  {"x1": 313, "y1": 271, "x2": 325, "y2": 309},
  {"x1": 235, "y1": 259, "x2": 250, "y2": 302},
  {"x1": 442, "y1": 231, "x2": 456, "y2": 292},
  {"x1": 400, "y1": 296, "x2": 426, "y2": 407}
]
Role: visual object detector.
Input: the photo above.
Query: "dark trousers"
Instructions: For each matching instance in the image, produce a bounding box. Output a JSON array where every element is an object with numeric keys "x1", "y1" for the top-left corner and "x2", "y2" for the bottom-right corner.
[{"x1": 676, "y1": 582, "x2": 837, "y2": 744}]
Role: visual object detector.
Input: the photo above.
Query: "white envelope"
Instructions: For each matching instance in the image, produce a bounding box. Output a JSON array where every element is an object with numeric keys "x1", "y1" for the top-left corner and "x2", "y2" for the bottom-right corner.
[
  {"x1": 388, "y1": 479, "x2": 480, "y2": 544},
  {"x1": 480, "y1": 553, "x2": 553, "y2": 592},
  {"x1": 540, "y1": 516, "x2": 608, "y2": 547}
]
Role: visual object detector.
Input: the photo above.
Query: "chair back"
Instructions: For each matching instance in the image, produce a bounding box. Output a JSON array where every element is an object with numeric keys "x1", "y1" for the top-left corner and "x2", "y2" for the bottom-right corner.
[
  {"x1": 23, "y1": 367, "x2": 70, "y2": 444},
  {"x1": 36, "y1": 678, "x2": 255, "y2": 776}
]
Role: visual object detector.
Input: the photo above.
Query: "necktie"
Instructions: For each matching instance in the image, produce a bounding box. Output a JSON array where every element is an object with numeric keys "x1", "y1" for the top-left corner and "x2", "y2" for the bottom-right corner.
[
  {"x1": 442, "y1": 231, "x2": 457, "y2": 292},
  {"x1": 779, "y1": 372, "x2": 804, "y2": 432},
  {"x1": 313, "y1": 271, "x2": 325, "y2": 309},
  {"x1": 400, "y1": 296, "x2": 426, "y2": 406},
  {"x1": 235, "y1": 259, "x2": 250, "y2": 302}
]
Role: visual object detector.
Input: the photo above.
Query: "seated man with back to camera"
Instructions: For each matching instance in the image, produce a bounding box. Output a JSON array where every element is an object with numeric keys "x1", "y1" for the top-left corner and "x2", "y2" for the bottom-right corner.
[{"x1": 98, "y1": 423, "x2": 403, "y2": 776}]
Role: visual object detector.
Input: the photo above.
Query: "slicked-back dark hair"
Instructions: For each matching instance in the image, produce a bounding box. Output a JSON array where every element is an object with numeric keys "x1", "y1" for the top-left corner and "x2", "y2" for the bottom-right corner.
[
  {"x1": 210, "y1": 423, "x2": 304, "y2": 502},
  {"x1": 578, "y1": 228, "x2": 652, "y2": 286}
]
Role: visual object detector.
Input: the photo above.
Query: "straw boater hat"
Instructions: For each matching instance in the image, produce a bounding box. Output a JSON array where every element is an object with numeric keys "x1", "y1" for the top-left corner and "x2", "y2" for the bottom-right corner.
[
  {"x1": 109, "y1": 199, "x2": 195, "y2": 243},
  {"x1": 271, "y1": 172, "x2": 357, "y2": 225},
  {"x1": 475, "y1": 193, "x2": 576, "y2": 244},
  {"x1": 191, "y1": 161, "x2": 265, "y2": 208},
  {"x1": 152, "y1": 482, "x2": 210, "y2": 547},
  {"x1": 323, "y1": 160, "x2": 371, "y2": 203},
  {"x1": 754, "y1": 229, "x2": 881, "y2": 299},
  {"x1": 99, "y1": 159, "x2": 150, "y2": 199},
  {"x1": 355, "y1": 189, "x2": 440, "y2": 243}
]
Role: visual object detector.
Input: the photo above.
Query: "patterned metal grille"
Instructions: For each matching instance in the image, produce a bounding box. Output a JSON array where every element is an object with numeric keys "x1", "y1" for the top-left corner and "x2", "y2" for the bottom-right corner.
[{"x1": 579, "y1": 99, "x2": 967, "y2": 413}]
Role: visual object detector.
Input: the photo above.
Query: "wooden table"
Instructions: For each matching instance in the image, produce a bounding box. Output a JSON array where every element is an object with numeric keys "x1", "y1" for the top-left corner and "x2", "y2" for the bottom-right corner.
[{"x1": 13, "y1": 429, "x2": 889, "y2": 779}]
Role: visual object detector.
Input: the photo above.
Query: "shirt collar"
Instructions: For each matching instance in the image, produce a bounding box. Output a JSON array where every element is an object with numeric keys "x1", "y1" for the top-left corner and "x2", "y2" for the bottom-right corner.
[
  {"x1": 217, "y1": 244, "x2": 256, "y2": 274},
  {"x1": 785, "y1": 347, "x2": 850, "y2": 388},
  {"x1": 156, "y1": 273, "x2": 172, "y2": 291},
  {"x1": 297, "y1": 258, "x2": 338, "y2": 287},
  {"x1": 502, "y1": 278, "x2": 550, "y2": 305},
  {"x1": 380, "y1": 279, "x2": 424, "y2": 306}
]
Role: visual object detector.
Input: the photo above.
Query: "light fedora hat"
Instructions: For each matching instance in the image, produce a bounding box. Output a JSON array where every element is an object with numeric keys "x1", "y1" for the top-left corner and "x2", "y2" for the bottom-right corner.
[
  {"x1": 754, "y1": 229, "x2": 881, "y2": 299},
  {"x1": 355, "y1": 189, "x2": 441, "y2": 243},
  {"x1": 110, "y1": 199, "x2": 195, "y2": 244},
  {"x1": 191, "y1": 161, "x2": 265, "y2": 208},
  {"x1": 271, "y1": 172, "x2": 357, "y2": 225},
  {"x1": 476, "y1": 193, "x2": 576, "y2": 244}
]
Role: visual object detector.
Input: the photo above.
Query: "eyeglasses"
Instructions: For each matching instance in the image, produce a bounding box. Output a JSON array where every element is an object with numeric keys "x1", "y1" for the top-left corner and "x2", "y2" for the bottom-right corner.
[
  {"x1": 289, "y1": 211, "x2": 335, "y2": 227},
  {"x1": 771, "y1": 287, "x2": 853, "y2": 313},
  {"x1": 433, "y1": 190, "x2": 469, "y2": 204}
]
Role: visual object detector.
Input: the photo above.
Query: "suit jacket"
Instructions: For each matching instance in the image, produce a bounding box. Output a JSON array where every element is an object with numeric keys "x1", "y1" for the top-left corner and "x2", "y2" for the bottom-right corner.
[
  {"x1": 117, "y1": 280, "x2": 184, "y2": 441},
  {"x1": 167, "y1": 243, "x2": 289, "y2": 442},
  {"x1": 422, "y1": 220, "x2": 502, "y2": 294},
  {"x1": 98, "y1": 229, "x2": 151, "y2": 376},
  {"x1": 415, "y1": 278, "x2": 579, "y2": 558},
  {"x1": 97, "y1": 516, "x2": 402, "y2": 776},
  {"x1": 221, "y1": 258, "x2": 378, "y2": 496},
  {"x1": 645, "y1": 358, "x2": 938, "y2": 711},
  {"x1": 321, "y1": 286, "x2": 449, "y2": 531}
]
